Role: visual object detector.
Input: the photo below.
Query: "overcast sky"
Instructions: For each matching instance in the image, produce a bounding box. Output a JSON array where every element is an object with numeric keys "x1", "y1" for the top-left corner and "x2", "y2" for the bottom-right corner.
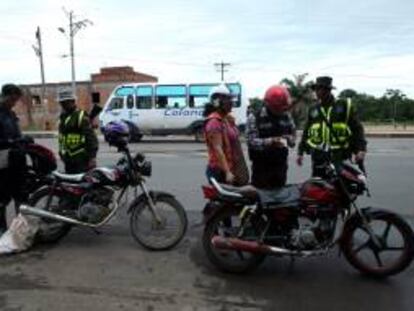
[{"x1": 1, "y1": 0, "x2": 414, "y2": 98}]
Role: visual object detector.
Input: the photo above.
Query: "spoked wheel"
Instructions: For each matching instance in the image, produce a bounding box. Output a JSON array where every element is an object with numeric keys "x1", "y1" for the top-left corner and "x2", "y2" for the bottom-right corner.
[
  {"x1": 130, "y1": 195, "x2": 188, "y2": 251},
  {"x1": 342, "y1": 212, "x2": 414, "y2": 277},
  {"x1": 28, "y1": 187, "x2": 72, "y2": 244},
  {"x1": 203, "y1": 207, "x2": 266, "y2": 274}
]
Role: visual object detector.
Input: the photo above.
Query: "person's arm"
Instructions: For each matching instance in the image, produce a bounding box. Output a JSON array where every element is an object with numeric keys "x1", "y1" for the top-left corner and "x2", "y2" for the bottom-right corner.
[
  {"x1": 298, "y1": 112, "x2": 311, "y2": 156},
  {"x1": 348, "y1": 105, "x2": 367, "y2": 160},
  {"x1": 81, "y1": 115, "x2": 99, "y2": 162},
  {"x1": 286, "y1": 114, "x2": 297, "y2": 148},
  {"x1": 246, "y1": 112, "x2": 274, "y2": 151},
  {"x1": 207, "y1": 131, "x2": 234, "y2": 183}
]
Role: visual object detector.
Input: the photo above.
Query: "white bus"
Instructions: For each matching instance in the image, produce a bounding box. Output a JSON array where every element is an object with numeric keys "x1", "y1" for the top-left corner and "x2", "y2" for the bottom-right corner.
[{"x1": 99, "y1": 82, "x2": 248, "y2": 141}]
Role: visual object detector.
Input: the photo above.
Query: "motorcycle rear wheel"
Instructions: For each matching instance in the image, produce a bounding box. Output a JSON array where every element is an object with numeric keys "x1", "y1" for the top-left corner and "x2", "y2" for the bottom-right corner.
[
  {"x1": 28, "y1": 187, "x2": 72, "y2": 244},
  {"x1": 203, "y1": 206, "x2": 266, "y2": 274}
]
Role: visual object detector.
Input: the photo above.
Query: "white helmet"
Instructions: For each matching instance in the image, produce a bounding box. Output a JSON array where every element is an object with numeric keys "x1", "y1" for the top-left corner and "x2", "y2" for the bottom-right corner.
[{"x1": 208, "y1": 83, "x2": 232, "y2": 103}]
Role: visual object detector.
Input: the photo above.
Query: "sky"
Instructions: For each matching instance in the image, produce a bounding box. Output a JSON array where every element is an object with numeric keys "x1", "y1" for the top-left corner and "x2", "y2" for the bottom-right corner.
[{"x1": 1, "y1": 0, "x2": 414, "y2": 98}]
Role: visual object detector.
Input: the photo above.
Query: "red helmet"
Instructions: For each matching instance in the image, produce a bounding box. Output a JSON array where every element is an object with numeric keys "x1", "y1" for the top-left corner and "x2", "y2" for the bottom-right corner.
[{"x1": 264, "y1": 85, "x2": 292, "y2": 113}]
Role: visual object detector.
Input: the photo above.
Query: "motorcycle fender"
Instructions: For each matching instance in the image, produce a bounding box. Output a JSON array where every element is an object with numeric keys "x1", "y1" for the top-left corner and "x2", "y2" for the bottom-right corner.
[
  {"x1": 127, "y1": 191, "x2": 176, "y2": 214},
  {"x1": 344, "y1": 207, "x2": 405, "y2": 227}
]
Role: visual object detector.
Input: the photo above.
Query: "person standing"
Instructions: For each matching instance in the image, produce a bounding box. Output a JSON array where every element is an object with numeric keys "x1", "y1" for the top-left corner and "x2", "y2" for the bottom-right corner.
[
  {"x1": 58, "y1": 90, "x2": 98, "y2": 174},
  {"x1": 247, "y1": 85, "x2": 296, "y2": 189},
  {"x1": 0, "y1": 84, "x2": 26, "y2": 233},
  {"x1": 203, "y1": 84, "x2": 249, "y2": 186},
  {"x1": 297, "y1": 76, "x2": 367, "y2": 177}
]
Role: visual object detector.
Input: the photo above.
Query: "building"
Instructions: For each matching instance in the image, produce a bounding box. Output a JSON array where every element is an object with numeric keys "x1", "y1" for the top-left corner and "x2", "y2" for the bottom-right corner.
[{"x1": 16, "y1": 66, "x2": 158, "y2": 130}]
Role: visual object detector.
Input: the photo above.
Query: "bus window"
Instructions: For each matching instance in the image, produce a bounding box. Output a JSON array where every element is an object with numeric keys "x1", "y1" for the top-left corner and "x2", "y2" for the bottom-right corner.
[
  {"x1": 155, "y1": 85, "x2": 187, "y2": 109},
  {"x1": 136, "y1": 85, "x2": 153, "y2": 109},
  {"x1": 189, "y1": 84, "x2": 211, "y2": 108},
  {"x1": 106, "y1": 97, "x2": 124, "y2": 111}
]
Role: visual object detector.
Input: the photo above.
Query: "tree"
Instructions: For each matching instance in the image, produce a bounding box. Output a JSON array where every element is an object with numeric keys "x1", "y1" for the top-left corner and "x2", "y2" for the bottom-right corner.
[{"x1": 280, "y1": 73, "x2": 314, "y2": 128}]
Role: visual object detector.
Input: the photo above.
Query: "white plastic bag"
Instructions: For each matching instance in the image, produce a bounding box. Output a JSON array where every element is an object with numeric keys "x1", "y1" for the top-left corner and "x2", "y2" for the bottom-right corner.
[{"x1": 0, "y1": 212, "x2": 40, "y2": 255}]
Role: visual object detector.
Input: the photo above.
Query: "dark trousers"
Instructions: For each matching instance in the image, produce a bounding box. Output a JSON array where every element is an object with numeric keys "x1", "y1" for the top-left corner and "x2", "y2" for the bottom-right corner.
[
  {"x1": 251, "y1": 162, "x2": 288, "y2": 189},
  {"x1": 64, "y1": 159, "x2": 90, "y2": 174},
  {"x1": 311, "y1": 150, "x2": 352, "y2": 178}
]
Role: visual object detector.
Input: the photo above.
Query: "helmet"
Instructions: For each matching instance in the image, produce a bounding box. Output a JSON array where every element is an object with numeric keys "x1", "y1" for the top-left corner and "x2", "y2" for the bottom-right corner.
[
  {"x1": 208, "y1": 83, "x2": 232, "y2": 105},
  {"x1": 264, "y1": 85, "x2": 291, "y2": 113},
  {"x1": 57, "y1": 89, "x2": 76, "y2": 102},
  {"x1": 104, "y1": 121, "x2": 130, "y2": 147}
]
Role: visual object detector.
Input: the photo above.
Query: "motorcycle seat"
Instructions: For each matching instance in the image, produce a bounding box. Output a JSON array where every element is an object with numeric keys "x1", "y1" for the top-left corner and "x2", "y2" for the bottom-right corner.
[
  {"x1": 219, "y1": 184, "x2": 258, "y2": 200},
  {"x1": 52, "y1": 171, "x2": 85, "y2": 183},
  {"x1": 257, "y1": 185, "x2": 301, "y2": 207}
]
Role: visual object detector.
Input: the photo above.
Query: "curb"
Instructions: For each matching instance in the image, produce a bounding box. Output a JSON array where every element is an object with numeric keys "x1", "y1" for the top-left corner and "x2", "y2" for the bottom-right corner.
[{"x1": 24, "y1": 131, "x2": 414, "y2": 140}]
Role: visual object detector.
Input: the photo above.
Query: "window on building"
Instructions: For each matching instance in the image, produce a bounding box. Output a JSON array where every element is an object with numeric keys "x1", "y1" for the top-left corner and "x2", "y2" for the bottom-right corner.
[
  {"x1": 31, "y1": 95, "x2": 41, "y2": 106},
  {"x1": 136, "y1": 85, "x2": 153, "y2": 109},
  {"x1": 155, "y1": 85, "x2": 187, "y2": 109}
]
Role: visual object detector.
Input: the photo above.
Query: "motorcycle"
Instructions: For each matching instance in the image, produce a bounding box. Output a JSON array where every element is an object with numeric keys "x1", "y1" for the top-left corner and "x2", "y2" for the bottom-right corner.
[
  {"x1": 202, "y1": 157, "x2": 414, "y2": 277},
  {"x1": 21, "y1": 144, "x2": 188, "y2": 250}
]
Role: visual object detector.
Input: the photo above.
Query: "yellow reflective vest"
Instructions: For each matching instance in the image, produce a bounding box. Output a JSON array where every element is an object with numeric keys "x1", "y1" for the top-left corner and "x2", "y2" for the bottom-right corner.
[
  {"x1": 58, "y1": 110, "x2": 87, "y2": 159},
  {"x1": 306, "y1": 100, "x2": 353, "y2": 151}
]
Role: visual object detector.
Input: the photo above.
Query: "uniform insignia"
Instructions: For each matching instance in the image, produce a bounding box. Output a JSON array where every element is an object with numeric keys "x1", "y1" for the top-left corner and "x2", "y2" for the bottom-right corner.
[{"x1": 310, "y1": 109, "x2": 319, "y2": 118}]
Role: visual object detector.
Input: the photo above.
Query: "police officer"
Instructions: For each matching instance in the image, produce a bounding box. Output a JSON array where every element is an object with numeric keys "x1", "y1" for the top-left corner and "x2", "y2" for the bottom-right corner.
[
  {"x1": 58, "y1": 91, "x2": 98, "y2": 174},
  {"x1": 0, "y1": 84, "x2": 27, "y2": 233},
  {"x1": 247, "y1": 85, "x2": 296, "y2": 189},
  {"x1": 297, "y1": 76, "x2": 367, "y2": 177}
]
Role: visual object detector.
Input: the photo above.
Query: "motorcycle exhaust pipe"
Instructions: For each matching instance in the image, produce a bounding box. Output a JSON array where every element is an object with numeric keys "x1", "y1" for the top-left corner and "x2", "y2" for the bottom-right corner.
[
  {"x1": 20, "y1": 205, "x2": 88, "y2": 227},
  {"x1": 211, "y1": 236, "x2": 320, "y2": 257}
]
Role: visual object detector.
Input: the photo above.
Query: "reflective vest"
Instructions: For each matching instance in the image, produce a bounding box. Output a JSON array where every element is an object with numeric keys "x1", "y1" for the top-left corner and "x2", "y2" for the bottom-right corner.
[
  {"x1": 58, "y1": 110, "x2": 87, "y2": 159},
  {"x1": 306, "y1": 100, "x2": 353, "y2": 151}
]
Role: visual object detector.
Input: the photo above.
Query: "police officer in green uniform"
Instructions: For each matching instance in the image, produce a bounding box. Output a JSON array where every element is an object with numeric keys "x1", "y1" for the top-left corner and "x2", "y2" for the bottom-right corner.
[
  {"x1": 58, "y1": 91, "x2": 98, "y2": 174},
  {"x1": 297, "y1": 76, "x2": 367, "y2": 177}
]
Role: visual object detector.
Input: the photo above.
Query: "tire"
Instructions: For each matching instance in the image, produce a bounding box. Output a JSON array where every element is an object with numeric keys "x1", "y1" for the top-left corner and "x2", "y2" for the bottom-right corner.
[
  {"x1": 130, "y1": 195, "x2": 188, "y2": 251},
  {"x1": 341, "y1": 211, "x2": 414, "y2": 278},
  {"x1": 28, "y1": 187, "x2": 72, "y2": 244},
  {"x1": 202, "y1": 206, "x2": 266, "y2": 274}
]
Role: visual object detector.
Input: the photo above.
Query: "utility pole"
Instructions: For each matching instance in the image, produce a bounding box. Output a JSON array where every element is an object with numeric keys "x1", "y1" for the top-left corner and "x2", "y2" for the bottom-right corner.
[
  {"x1": 32, "y1": 26, "x2": 46, "y2": 104},
  {"x1": 214, "y1": 61, "x2": 231, "y2": 81},
  {"x1": 59, "y1": 9, "x2": 92, "y2": 96}
]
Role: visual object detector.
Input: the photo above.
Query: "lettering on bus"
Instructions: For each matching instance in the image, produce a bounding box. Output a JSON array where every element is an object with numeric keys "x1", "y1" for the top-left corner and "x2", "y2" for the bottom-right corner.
[{"x1": 164, "y1": 109, "x2": 203, "y2": 117}]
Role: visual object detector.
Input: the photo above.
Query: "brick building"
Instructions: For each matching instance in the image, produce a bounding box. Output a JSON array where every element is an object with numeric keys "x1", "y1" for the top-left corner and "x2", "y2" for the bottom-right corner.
[{"x1": 15, "y1": 66, "x2": 158, "y2": 130}]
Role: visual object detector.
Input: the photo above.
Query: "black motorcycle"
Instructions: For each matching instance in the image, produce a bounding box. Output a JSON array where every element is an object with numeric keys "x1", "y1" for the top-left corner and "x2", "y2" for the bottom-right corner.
[{"x1": 21, "y1": 144, "x2": 188, "y2": 250}]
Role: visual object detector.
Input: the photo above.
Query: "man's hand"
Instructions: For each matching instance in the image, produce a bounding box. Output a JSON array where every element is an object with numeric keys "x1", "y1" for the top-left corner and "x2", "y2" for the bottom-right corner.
[
  {"x1": 296, "y1": 155, "x2": 304, "y2": 167},
  {"x1": 271, "y1": 137, "x2": 288, "y2": 148},
  {"x1": 355, "y1": 151, "x2": 366, "y2": 162}
]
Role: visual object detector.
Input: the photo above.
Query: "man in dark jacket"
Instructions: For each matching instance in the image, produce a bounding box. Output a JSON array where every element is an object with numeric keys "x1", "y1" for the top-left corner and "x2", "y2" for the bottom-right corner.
[
  {"x1": 0, "y1": 84, "x2": 26, "y2": 233},
  {"x1": 297, "y1": 76, "x2": 367, "y2": 177},
  {"x1": 247, "y1": 85, "x2": 296, "y2": 189},
  {"x1": 58, "y1": 90, "x2": 98, "y2": 174}
]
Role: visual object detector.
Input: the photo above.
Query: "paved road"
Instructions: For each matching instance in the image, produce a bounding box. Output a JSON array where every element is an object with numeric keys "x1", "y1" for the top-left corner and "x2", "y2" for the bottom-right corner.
[{"x1": 0, "y1": 138, "x2": 413, "y2": 310}]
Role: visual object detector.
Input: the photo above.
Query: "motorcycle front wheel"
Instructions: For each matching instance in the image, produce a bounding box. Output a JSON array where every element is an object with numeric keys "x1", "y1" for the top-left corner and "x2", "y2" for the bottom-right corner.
[
  {"x1": 129, "y1": 195, "x2": 187, "y2": 251},
  {"x1": 341, "y1": 210, "x2": 414, "y2": 277}
]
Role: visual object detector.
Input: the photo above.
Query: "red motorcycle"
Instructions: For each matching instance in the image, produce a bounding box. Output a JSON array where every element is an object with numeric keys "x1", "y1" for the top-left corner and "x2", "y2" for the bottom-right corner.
[{"x1": 202, "y1": 159, "x2": 414, "y2": 277}]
